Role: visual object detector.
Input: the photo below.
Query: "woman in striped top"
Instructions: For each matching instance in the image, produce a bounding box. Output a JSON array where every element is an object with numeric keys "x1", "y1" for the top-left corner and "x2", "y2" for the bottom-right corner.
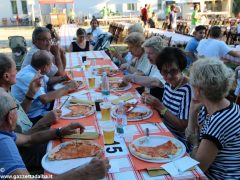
[
  {"x1": 143, "y1": 47, "x2": 192, "y2": 150},
  {"x1": 186, "y1": 58, "x2": 240, "y2": 179}
]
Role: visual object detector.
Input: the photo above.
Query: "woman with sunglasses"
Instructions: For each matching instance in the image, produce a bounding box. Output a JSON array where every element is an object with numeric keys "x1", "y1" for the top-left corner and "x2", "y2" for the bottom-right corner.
[
  {"x1": 69, "y1": 28, "x2": 93, "y2": 52},
  {"x1": 142, "y1": 47, "x2": 191, "y2": 150}
]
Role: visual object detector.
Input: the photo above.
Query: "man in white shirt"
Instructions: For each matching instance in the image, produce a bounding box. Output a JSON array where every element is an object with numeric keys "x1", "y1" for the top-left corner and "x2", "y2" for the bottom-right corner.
[
  {"x1": 86, "y1": 18, "x2": 104, "y2": 44},
  {"x1": 197, "y1": 26, "x2": 240, "y2": 58},
  {"x1": 22, "y1": 27, "x2": 66, "y2": 77}
]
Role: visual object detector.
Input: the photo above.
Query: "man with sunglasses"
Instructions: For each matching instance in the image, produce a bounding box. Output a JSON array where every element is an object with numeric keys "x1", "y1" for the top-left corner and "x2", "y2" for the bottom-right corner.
[
  {"x1": 0, "y1": 88, "x2": 110, "y2": 178},
  {"x1": 21, "y1": 27, "x2": 66, "y2": 77}
]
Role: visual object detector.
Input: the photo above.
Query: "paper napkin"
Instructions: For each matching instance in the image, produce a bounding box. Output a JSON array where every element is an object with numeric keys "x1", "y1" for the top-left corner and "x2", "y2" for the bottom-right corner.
[
  {"x1": 63, "y1": 132, "x2": 99, "y2": 140},
  {"x1": 111, "y1": 94, "x2": 134, "y2": 105},
  {"x1": 161, "y1": 156, "x2": 199, "y2": 176}
]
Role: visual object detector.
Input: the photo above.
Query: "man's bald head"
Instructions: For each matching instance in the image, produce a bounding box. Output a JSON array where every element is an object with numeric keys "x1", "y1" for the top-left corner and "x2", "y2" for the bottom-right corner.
[{"x1": 31, "y1": 50, "x2": 53, "y2": 69}]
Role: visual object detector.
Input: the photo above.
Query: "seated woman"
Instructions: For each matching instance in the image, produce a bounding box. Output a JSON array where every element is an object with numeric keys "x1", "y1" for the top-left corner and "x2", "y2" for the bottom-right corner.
[
  {"x1": 69, "y1": 28, "x2": 92, "y2": 52},
  {"x1": 186, "y1": 58, "x2": 240, "y2": 179},
  {"x1": 123, "y1": 36, "x2": 165, "y2": 100},
  {"x1": 142, "y1": 47, "x2": 192, "y2": 150},
  {"x1": 120, "y1": 32, "x2": 151, "y2": 76},
  {"x1": 110, "y1": 23, "x2": 144, "y2": 66}
]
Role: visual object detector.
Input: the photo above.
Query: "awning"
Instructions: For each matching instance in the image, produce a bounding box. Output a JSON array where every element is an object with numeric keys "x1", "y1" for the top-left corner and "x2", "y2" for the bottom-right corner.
[{"x1": 39, "y1": 0, "x2": 74, "y2": 4}]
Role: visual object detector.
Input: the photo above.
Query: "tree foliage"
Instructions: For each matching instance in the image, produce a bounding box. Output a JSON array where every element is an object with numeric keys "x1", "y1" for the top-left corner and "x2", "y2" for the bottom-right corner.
[{"x1": 232, "y1": 0, "x2": 240, "y2": 16}]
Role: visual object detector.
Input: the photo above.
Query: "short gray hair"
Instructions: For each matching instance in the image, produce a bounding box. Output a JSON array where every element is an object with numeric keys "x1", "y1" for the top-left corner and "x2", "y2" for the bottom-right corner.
[
  {"x1": 142, "y1": 36, "x2": 164, "y2": 53},
  {"x1": 128, "y1": 23, "x2": 144, "y2": 34},
  {"x1": 124, "y1": 32, "x2": 145, "y2": 47},
  {"x1": 31, "y1": 50, "x2": 53, "y2": 69},
  {"x1": 0, "y1": 88, "x2": 15, "y2": 126},
  {"x1": 190, "y1": 58, "x2": 234, "y2": 102},
  {"x1": 32, "y1": 27, "x2": 50, "y2": 43}
]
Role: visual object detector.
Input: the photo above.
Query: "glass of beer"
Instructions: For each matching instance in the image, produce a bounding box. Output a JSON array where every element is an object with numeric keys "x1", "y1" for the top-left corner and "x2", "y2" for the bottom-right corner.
[
  {"x1": 87, "y1": 76, "x2": 95, "y2": 89},
  {"x1": 84, "y1": 61, "x2": 91, "y2": 71},
  {"x1": 100, "y1": 102, "x2": 111, "y2": 121},
  {"x1": 102, "y1": 121, "x2": 115, "y2": 144}
]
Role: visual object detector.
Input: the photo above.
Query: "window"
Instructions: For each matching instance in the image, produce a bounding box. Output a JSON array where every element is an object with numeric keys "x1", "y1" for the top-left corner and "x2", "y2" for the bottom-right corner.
[
  {"x1": 21, "y1": 0, "x2": 28, "y2": 14},
  {"x1": 127, "y1": 3, "x2": 137, "y2": 11},
  {"x1": 11, "y1": 0, "x2": 18, "y2": 14}
]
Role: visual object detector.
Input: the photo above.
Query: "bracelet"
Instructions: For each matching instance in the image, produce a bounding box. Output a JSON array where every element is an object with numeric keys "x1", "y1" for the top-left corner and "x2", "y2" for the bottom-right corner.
[
  {"x1": 160, "y1": 107, "x2": 168, "y2": 116},
  {"x1": 56, "y1": 128, "x2": 62, "y2": 139},
  {"x1": 25, "y1": 95, "x2": 34, "y2": 101}
]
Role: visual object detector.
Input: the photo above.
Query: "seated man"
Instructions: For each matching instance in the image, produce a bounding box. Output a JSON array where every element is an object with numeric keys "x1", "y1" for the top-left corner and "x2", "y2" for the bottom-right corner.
[
  {"x1": 12, "y1": 50, "x2": 78, "y2": 124},
  {"x1": 0, "y1": 89, "x2": 110, "y2": 179},
  {"x1": 21, "y1": 27, "x2": 66, "y2": 76},
  {"x1": 46, "y1": 23, "x2": 60, "y2": 43},
  {"x1": 185, "y1": 25, "x2": 206, "y2": 66},
  {"x1": 0, "y1": 53, "x2": 62, "y2": 171},
  {"x1": 197, "y1": 26, "x2": 240, "y2": 58}
]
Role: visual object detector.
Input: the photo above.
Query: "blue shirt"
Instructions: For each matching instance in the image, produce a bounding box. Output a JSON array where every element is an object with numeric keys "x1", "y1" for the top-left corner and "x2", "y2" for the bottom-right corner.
[
  {"x1": 185, "y1": 37, "x2": 199, "y2": 66},
  {"x1": 11, "y1": 65, "x2": 50, "y2": 118},
  {"x1": 0, "y1": 131, "x2": 26, "y2": 175}
]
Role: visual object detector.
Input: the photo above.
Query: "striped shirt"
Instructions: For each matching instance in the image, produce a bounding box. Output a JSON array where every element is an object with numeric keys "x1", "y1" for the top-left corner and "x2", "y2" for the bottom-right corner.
[
  {"x1": 198, "y1": 103, "x2": 240, "y2": 179},
  {"x1": 162, "y1": 83, "x2": 192, "y2": 146}
]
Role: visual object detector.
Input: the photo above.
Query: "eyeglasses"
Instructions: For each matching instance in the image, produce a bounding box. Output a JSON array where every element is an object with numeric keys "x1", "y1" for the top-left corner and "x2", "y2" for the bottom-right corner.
[
  {"x1": 4, "y1": 104, "x2": 19, "y2": 118},
  {"x1": 161, "y1": 68, "x2": 180, "y2": 77},
  {"x1": 9, "y1": 104, "x2": 19, "y2": 112}
]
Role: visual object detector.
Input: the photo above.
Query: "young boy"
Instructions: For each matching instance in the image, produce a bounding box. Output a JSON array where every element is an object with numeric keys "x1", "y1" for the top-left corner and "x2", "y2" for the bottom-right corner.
[{"x1": 185, "y1": 25, "x2": 206, "y2": 67}]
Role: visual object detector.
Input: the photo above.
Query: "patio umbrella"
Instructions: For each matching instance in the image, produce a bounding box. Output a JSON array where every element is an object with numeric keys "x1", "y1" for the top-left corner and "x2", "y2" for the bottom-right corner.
[{"x1": 39, "y1": 0, "x2": 74, "y2": 4}]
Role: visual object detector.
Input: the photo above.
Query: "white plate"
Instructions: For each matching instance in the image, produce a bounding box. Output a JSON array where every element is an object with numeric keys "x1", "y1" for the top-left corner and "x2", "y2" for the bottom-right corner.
[
  {"x1": 42, "y1": 153, "x2": 92, "y2": 175},
  {"x1": 53, "y1": 78, "x2": 85, "y2": 90},
  {"x1": 111, "y1": 83, "x2": 132, "y2": 92},
  {"x1": 41, "y1": 140, "x2": 102, "y2": 174},
  {"x1": 111, "y1": 105, "x2": 153, "y2": 121},
  {"x1": 61, "y1": 103, "x2": 95, "y2": 120},
  {"x1": 129, "y1": 135, "x2": 186, "y2": 163}
]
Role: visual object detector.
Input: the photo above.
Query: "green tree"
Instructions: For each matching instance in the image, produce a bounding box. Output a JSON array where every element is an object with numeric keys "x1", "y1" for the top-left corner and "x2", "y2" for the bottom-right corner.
[{"x1": 232, "y1": 0, "x2": 240, "y2": 17}]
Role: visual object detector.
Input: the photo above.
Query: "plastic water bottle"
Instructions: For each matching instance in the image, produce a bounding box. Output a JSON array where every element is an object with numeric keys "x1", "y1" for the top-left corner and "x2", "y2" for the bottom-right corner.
[
  {"x1": 116, "y1": 101, "x2": 127, "y2": 137},
  {"x1": 101, "y1": 72, "x2": 110, "y2": 96}
]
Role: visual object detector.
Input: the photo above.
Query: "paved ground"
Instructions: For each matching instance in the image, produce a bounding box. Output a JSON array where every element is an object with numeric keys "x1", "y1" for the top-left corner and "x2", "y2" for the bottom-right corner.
[{"x1": 0, "y1": 25, "x2": 126, "y2": 56}]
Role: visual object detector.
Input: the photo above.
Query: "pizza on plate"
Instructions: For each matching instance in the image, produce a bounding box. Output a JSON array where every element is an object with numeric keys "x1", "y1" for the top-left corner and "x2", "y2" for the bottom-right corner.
[
  {"x1": 97, "y1": 67, "x2": 118, "y2": 76},
  {"x1": 48, "y1": 140, "x2": 102, "y2": 160},
  {"x1": 110, "y1": 81, "x2": 128, "y2": 90},
  {"x1": 129, "y1": 140, "x2": 178, "y2": 160},
  {"x1": 62, "y1": 80, "x2": 84, "y2": 87},
  {"x1": 63, "y1": 104, "x2": 93, "y2": 117},
  {"x1": 126, "y1": 111, "x2": 148, "y2": 119}
]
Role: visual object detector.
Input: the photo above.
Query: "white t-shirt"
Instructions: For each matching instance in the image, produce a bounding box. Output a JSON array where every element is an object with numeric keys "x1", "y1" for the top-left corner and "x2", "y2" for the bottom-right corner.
[
  {"x1": 197, "y1": 38, "x2": 231, "y2": 58},
  {"x1": 86, "y1": 27, "x2": 104, "y2": 43},
  {"x1": 148, "y1": 65, "x2": 165, "y2": 84}
]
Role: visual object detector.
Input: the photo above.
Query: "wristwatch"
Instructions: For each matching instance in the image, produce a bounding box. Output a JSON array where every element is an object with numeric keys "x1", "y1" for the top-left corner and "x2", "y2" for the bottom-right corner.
[
  {"x1": 55, "y1": 128, "x2": 62, "y2": 138},
  {"x1": 160, "y1": 107, "x2": 168, "y2": 116}
]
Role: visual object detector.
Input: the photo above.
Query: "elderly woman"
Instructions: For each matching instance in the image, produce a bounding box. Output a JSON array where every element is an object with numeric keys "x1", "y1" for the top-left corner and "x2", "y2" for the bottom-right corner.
[
  {"x1": 142, "y1": 47, "x2": 191, "y2": 149},
  {"x1": 120, "y1": 32, "x2": 151, "y2": 75},
  {"x1": 123, "y1": 36, "x2": 165, "y2": 99},
  {"x1": 69, "y1": 28, "x2": 93, "y2": 52},
  {"x1": 186, "y1": 58, "x2": 240, "y2": 179},
  {"x1": 111, "y1": 23, "x2": 144, "y2": 65}
]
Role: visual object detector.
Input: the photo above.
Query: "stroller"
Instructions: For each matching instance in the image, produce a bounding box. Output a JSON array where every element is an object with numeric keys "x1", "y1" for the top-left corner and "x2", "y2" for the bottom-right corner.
[
  {"x1": 93, "y1": 32, "x2": 113, "y2": 51},
  {"x1": 8, "y1": 36, "x2": 27, "y2": 71}
]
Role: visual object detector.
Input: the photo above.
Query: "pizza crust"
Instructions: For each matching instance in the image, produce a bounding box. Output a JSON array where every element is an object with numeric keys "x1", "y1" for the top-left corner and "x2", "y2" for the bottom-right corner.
[{"x1": 48, "y1": 140, "x2": 103, "y2": 161}]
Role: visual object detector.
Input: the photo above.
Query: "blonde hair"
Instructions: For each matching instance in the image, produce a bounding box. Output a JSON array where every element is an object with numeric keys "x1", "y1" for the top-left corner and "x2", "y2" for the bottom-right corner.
[
  {"x1": 190, "y1": 58, "x2": 234, "y2": 102},
  {"x1": 124, "y1": 32, "x2": 145, "y2": 47},
  {"x1": 142, "y1": 36, "x2": 164, "y2": 52}
]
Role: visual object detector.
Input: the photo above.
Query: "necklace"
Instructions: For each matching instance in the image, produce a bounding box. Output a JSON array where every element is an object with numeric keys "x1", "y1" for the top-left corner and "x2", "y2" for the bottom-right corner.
[{"x1": 172, "y1": 74, "x2": 184, "y2": 91}]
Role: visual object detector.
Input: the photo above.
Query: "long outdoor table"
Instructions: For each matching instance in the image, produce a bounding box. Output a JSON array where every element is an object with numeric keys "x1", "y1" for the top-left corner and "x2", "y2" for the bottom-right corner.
[
  {"x1": 44, "y1": 51, "x2": 206, "y2": 179},
  {"x1": 146, "y1": 28, "x2": 193, "y2": 46}
]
